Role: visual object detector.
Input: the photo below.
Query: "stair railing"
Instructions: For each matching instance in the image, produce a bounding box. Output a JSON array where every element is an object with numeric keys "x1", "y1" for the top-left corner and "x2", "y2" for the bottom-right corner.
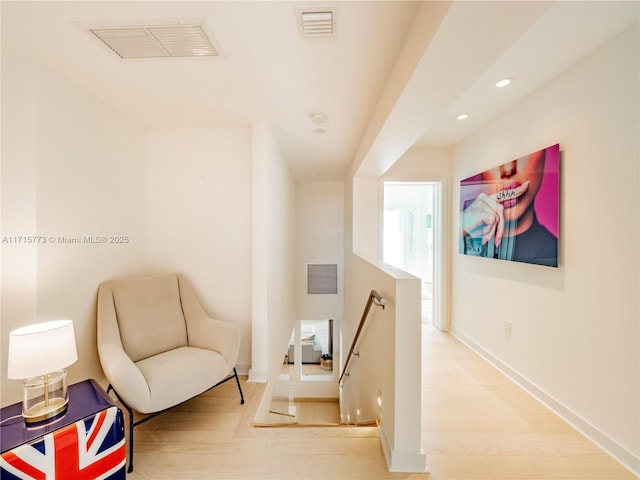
[{"x1": 339, "y1": 289, "x2": 386, "y2": 387}]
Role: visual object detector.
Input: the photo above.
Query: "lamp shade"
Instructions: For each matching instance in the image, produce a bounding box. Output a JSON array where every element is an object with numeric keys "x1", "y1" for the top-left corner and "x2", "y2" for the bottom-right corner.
[{"x1": 7, "y1": 320, "x2": 78, "y2": 379}]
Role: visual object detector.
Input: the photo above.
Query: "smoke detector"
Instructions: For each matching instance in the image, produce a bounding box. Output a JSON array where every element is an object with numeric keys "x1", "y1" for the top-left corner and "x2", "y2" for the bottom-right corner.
[
  {"x1": 295, "y1": 5, "x2": 337, "y2": 38},
  {"x1": 86, "y1": 23, "x2": 218, "y2": 59},
  {"x1": 310, "y1": 113, "x2": 328, "y2": 124}
]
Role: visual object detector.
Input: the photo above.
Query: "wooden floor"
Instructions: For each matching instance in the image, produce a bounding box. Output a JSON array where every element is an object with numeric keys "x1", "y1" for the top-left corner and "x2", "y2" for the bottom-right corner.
[
  {"x1": 420, "y1": 326, "x2": 637, "y2": 479},
  {"x1": 264, "y1": 397, "x2": 341, "y2": 426},
  {"x1": 126, "y1": 326, "x2": 637, "y2": 479}
]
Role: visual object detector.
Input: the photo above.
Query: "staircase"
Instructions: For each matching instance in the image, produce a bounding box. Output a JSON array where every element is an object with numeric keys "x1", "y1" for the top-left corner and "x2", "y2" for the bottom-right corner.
[
  {"x1": 254, "y1": 361, "x2": 342, "y2": 427},
  {"x1": 256, "y1": 291, "x2": 387, "y2": 429}
]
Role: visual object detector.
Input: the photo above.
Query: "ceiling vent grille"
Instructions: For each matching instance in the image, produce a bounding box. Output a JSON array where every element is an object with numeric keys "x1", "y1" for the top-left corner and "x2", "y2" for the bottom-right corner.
[
  {"x1": 295, "y1": 6, "x2": 336, "y2": 38},
  {"x1": 88, "y1": 24, "x2": 218, "y2": 59},
  {"x1": 301, "y1": 11, "x2": 333, "y2": 37}
]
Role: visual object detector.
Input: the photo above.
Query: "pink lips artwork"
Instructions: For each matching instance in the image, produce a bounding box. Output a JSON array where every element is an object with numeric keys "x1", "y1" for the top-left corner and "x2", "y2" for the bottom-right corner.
[{"x1": 496, "y1": 180, "x2": 529, "y2": 208}]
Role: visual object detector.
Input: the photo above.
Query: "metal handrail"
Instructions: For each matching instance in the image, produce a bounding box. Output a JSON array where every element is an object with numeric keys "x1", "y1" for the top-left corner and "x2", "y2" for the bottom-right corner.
[{"x1": 339, "y1": 289, "x2": 386, "y2": 386}]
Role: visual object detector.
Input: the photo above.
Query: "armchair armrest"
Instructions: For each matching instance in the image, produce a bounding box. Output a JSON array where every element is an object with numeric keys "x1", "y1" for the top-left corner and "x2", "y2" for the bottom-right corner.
[
  {"x1": 177, "y1": 275, "x2": 241, "y2": 368},
  {"x1": 97, "y1": 282, "x2": 153, "y2": 413},
  {"x1": 187, "y1": 317, "x2": 241, "y2": 369},
  {"x1": 98, "y1": 342, "x2": 153, "y2": 413}
]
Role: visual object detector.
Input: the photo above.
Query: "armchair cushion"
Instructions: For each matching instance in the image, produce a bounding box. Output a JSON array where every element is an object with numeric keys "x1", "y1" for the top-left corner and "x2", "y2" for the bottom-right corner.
[
  {"x1": 135, "y1": 347, "x2": 230, "y2": 412},
  {"x1": 111, "y1": 274, "x2": 187, "y2": 362}
]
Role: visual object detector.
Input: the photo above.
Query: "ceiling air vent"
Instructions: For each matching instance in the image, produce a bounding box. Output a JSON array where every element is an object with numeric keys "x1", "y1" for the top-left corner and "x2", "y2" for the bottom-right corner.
[
  {"x1": 295, "y1": 6, "x2": 336, "y2": 38},
  {"x1": 88, "y1": 24, "x2": 218, "y2": 59},
  {"x1": 302, "y1": 11, "x2": 333, "y2": 37}
]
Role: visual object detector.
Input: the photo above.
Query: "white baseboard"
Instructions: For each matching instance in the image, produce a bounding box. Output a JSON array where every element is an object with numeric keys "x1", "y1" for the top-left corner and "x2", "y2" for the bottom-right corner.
[
  {"x1": 235, "y1": 363, "x2": 251, "y2": 377},
  {"x1": 378, "y1": 422, "x2": 428, "y2": 473},
  {"x1": 247, "y1": 368, "x2": 267, "y2": 383},
  {"x1": 450, "y1": 329, "x2": 640, "y2": 477}
]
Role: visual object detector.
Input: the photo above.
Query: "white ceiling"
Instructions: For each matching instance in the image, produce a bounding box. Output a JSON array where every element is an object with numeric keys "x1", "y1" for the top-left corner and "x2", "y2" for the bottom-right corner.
[{"x1": 2, "y1": 1, "x2": 638, "y2": 181}]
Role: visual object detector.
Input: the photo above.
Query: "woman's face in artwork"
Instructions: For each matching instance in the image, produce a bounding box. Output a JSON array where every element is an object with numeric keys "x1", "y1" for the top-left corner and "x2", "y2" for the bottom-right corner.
[{"x1": 480, "y1": 149, "x2": 546, "y2": 223}]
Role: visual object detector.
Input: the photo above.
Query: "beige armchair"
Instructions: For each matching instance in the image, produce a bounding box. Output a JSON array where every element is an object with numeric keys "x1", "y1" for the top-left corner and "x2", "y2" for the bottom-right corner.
[{"x1": 97, "y1": 273, "x2": 243, "y2": 472}]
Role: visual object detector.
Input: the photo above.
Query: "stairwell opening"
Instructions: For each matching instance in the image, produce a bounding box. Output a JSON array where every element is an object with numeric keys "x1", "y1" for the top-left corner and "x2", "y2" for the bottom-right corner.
[{"x1": 258, "y1": 319, "x2": 341, "y2": 427}]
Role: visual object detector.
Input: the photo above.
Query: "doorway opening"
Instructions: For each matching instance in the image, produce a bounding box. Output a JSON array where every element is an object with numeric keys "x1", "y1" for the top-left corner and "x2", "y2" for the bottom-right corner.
[
  {"x1": 284, "y1": 319, "x2": 334, "y2": 381},
  {"x1": 382, "y1": 180, "x2": 445, "y2": 329}
]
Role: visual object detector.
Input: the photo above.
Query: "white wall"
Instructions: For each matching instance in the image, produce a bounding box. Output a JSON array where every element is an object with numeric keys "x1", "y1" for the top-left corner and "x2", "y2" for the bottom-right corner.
[
  {"x1": 296, "y1": 182, "x2": 344, "y2": 322},
  {"x1": 264, "y1": 127, "x2": 296, "y2": 378},
  {"x1": 292, "y1": 182, "x2": 344, "y2": 398},
  {"x1": 385, "y1": 146, "x2": 452, "y2": 179},
  {"x1": 251, "y1": 122, "x2": 297, "y2": 421},
  {"x1": 352, "y1": 177, "x2": 380, "y2": 259},
  {"x1": 1, "y1": 56, "x2": 148, "y2": 406},
  {"x1": 342, "y1": 253, "x2": 425, "y2": 472},
  {"x1": 451, "y1": 24, "x2": 639, "y2": 472},
  {"x1": 146, "y1": 128, "x2": 253, "y2": 372},
  {"x1": 344, "y1": 172, "x2": 426, "y2": 471},
  {"x1": 1, "y1": 57, "x2": 38, "y2": 407}
]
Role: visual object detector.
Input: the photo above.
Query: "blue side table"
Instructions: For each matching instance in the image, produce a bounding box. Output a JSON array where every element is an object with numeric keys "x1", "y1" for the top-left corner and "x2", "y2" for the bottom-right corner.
[{"x1": 0, "y1": 379, "x2": 126, "y2": 479}]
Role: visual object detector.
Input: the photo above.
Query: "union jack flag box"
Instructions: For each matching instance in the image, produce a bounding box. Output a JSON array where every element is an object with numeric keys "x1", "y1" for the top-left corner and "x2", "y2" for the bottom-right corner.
[{"x1": 0, "y1": 379, "x2": 126, "y2": 480}]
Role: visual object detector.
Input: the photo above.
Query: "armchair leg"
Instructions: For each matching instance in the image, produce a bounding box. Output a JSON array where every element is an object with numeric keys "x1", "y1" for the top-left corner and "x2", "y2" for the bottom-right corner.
[
  {"x1": 108, "y1": 384, "x2": 135, "y2": 473},
  {"x1": 124, "y1": 406, "x2": 134, "y2": 473},
  {"x1": 233, "y1": 367, "x2": 245, "y2": 405}
]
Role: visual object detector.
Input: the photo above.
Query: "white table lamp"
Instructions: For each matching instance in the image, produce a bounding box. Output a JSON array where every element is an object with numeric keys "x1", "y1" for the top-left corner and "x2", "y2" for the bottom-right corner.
[{"x1": 8, "y1": 320, "x2": 78, "y2": 423}]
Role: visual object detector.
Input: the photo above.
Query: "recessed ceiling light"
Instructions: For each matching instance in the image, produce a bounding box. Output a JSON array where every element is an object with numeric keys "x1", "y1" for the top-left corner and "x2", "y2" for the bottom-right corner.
[
  {"x1": 456, "y1": 113, "x2": 469, "y2": 121},
  {"x1": 496, "y1": 78, "x2": 512, "y2": 88}
]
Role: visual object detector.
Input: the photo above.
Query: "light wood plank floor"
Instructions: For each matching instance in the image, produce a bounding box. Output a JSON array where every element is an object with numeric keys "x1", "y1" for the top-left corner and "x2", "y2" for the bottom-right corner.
[
  {"x1": 421, "y1": 326, "x2": 637, "y2": 480},
  {"x1": 125, "y1": 326, "x2": 637, "y2": 479},
  {"x1": 264, "y1": 397, "x2": 341, "y2": 426}
]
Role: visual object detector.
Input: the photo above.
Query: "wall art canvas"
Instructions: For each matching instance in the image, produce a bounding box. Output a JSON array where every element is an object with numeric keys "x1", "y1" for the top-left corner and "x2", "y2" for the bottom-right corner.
[{"x1": 459, "y1": 143, "x2": 560, "y2": 267}]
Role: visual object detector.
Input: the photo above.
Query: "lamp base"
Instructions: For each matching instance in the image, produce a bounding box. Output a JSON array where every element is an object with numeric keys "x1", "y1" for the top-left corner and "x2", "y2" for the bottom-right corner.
[
  {"x1": 22, "y1": 370, "x2": 69, "y2": 424},
  {"x1": 24, "y1": 396, "x2": 69, "y2": 423}
]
